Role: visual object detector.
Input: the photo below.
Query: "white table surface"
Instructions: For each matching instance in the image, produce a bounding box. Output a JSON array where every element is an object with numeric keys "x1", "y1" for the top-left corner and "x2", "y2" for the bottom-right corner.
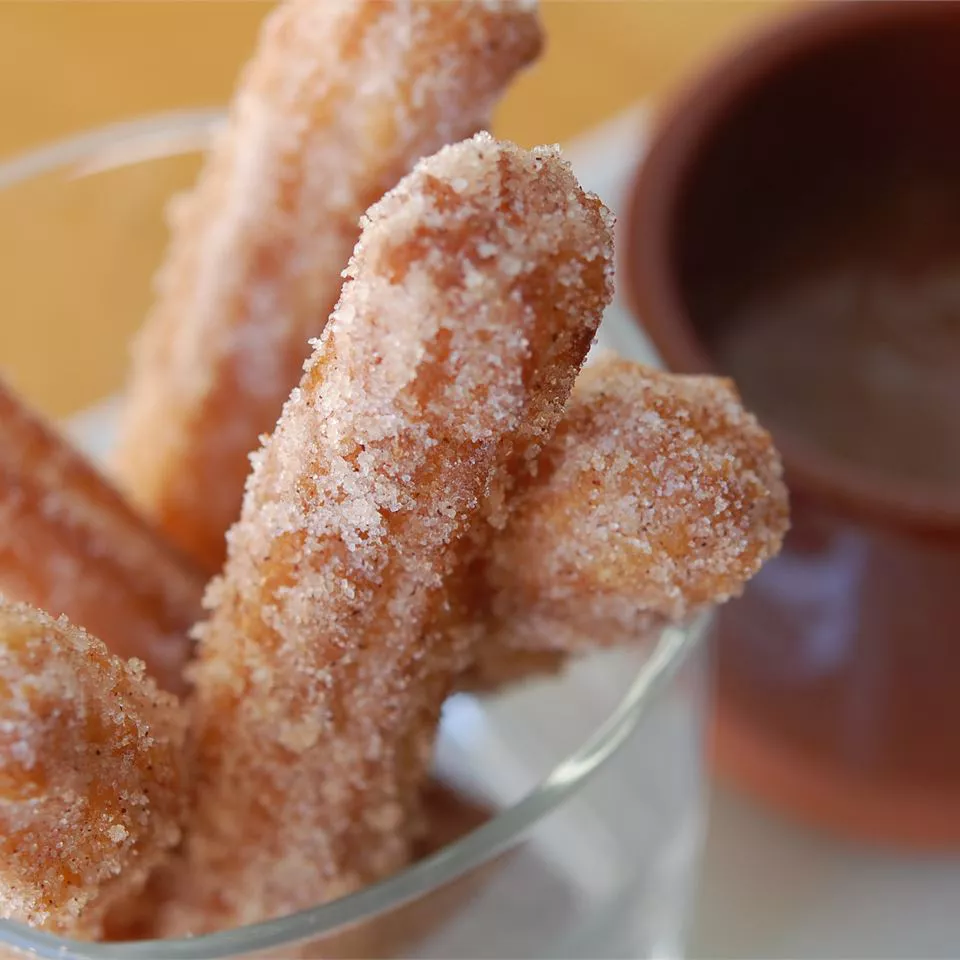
[{"x1": 566, "y1": 106, "x2": 960, "y2": 960}]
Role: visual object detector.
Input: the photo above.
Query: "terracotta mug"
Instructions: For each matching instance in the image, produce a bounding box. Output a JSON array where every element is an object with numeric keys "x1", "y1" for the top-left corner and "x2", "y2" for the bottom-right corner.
[{"x1": 625, "y1": 0, "x2": 960, "y2": 847}]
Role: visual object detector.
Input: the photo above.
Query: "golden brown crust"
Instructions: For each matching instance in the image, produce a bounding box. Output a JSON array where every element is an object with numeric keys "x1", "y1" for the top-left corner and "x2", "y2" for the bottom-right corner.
[
  {"x1": 300, "y1": 781, "x2": 497, "y2": 960},
  {"x1": 0, "y1": 602, "x2": 187, "y2": 938},
  {"x1": 0, "y1": 380, "x2": 204, "y2": 695},
  {"x1": 113, "y1": 0, "x2": 543, "y2": 572},
  {"x1": 465, "y1": 356, "x2": 790, "y2": 686},
  {"x1": 161, "y1": 133, "x2": 612, "y2": 934}
]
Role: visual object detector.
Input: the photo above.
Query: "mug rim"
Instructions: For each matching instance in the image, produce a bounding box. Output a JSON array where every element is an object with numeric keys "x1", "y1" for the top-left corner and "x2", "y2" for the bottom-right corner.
[
  {"x1": 623, "y1": 0, "x2": 960, "y2": 535},
  {"x1": 0, "y1": 112, "x2": 707, "y2": 959}
]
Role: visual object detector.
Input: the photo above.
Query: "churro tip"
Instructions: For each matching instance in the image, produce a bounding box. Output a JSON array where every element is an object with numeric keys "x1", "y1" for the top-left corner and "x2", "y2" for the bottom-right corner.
[{"x1": 0, "y1": 602, "x2": 187, "y2": 937}]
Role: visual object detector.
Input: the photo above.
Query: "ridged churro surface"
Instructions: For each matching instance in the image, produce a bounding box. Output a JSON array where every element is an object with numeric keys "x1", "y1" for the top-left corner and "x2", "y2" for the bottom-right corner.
[
  {"x1": 163, "y1": 133, "x2": 612, "y2": 933},
  {"x1": 114, "y1": 0, "x2": 543, "y2": 572},
  {"x1": 466, "y1": 356, "x2": 789, "y2": 685},
  {"x1": 0, "y1": 380, "x2": 204, "y2": 694},
  {"x1": 0, "y1": 602, "x2": 186, "y2": 938}
]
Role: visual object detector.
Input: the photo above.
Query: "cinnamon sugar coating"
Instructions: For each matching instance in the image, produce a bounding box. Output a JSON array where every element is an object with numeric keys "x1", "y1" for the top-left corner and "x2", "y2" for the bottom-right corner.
[
  {"x1": 113, "y1": 0, "x2": 543, "y2": 572},
  {"x1": 465, "y1": 356, "x2": 789, "y2": 687},
  {"x1": 0, "y1": 602, "x2": 187, "y2": 938},
  {"x1": 0, "y1": 379, "x2": 204, "y2": 695},
  {"x1": 159, "y1": 133, "x2": 612, "y2": 934}
]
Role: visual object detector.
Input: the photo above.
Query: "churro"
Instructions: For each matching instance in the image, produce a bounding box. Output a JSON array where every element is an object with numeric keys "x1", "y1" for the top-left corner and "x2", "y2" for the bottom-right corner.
[
  {"x1": 0, "y1": 379, "x2": 204, "y2": 695},
  {"x1": 113, "y1": 0, "x2": 544, "y2": 572},
  {"x1": 315, "y1": 781, "x2": 496, "y2": 960},
  {"x1": 0, "y1": 602, "x2": 186, "y2": 938},
  {"x1": 463, "y1": 357, "x2": 789, "y2": 689},
  {"x1": 162, "y1": 133, "x2": 612, "y2": 933}
]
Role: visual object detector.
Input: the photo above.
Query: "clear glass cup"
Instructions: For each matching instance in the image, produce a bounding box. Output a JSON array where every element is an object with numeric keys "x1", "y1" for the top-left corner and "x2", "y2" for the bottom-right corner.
[{"x1": 0, "y1": 115, "x2": 710, "y2": 960}]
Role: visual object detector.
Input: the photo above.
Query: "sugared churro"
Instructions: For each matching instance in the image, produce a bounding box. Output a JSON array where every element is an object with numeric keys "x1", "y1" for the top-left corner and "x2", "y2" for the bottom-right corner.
[
  {"x1": 315, "y1": 781, "x2": 496, "y2": 960},
  {"x1": 0, "y1": 602, "x2": 186, "y2": 938},
  {"x1": 463, "y1": 356, "x2": 789, "y2": 689},
  {"x1": 113, "y1": 0, "x2": 544, "y2": 573},
  {"x1": 162, "y1": 133, "x2": 613, "y2": 933},
  {"x1": 0, "y1": 379, "x2": 204, "y2": 695}
]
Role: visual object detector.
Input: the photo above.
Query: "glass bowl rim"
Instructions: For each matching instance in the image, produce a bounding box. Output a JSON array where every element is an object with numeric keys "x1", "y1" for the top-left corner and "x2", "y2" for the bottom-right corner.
[{"x1": 0, "y1": 111, "x2": 708, "y2": 960}]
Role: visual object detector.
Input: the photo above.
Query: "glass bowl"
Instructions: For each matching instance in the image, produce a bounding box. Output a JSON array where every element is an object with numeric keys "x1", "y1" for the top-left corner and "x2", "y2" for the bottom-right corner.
[{"x1": 0, "y1": 115, "x2": 710, "y2": 960}]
